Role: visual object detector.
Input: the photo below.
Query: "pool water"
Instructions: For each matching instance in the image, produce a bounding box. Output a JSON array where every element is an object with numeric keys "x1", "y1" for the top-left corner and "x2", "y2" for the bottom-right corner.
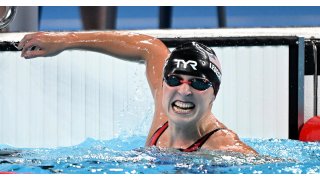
[{"x1": 0, "y1": 136, "x2": 320, "y2": 174}]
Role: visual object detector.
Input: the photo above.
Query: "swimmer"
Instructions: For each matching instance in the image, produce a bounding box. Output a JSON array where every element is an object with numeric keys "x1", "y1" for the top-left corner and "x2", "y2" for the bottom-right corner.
[{"x1": 18, "y1": 32, "x2": 257, "y2": 155}]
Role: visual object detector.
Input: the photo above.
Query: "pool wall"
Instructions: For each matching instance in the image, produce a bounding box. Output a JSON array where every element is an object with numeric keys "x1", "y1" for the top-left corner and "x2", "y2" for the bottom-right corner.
[{"x1": 0, "y1": 28, "x2": 317, "y2": 148}]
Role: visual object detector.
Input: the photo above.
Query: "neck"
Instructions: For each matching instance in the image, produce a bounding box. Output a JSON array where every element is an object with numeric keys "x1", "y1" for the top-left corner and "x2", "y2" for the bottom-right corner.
[
  {"x1": 168, "y1": 112, "x2": 214, "y2": 149},
  {"x1": 168, "y1": 122, "x2": 200, "y2": 149}
]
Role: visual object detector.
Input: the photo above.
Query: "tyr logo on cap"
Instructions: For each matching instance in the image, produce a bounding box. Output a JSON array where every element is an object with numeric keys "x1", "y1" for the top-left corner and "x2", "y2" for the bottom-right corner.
[{"x1": 173, "y1": 59, "x2": 197, "y2": 70}]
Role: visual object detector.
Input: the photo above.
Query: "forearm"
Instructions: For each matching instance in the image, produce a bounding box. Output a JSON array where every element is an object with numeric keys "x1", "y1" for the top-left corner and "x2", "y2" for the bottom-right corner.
[
  {"x1": 19, "y1": 31, "x2": 167, "y2": 62},
  {"x1": 63, "y1": 31, "x2": 159, "y2": 61}
]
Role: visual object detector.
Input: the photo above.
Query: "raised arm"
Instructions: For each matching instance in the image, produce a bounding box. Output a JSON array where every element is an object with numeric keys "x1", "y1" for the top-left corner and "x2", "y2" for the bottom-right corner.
[
  {"x1": 18, "y1": 31, "x2": 167, "y2": 62},
  {"x1": 18, "y1": 31, "x2": 170, "y2": 93},
  {"x1": 18, "y1": 31, "x2": 170, "y2": 144}
]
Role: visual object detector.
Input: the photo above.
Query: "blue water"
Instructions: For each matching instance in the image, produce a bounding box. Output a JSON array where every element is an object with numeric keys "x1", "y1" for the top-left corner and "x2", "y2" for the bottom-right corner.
[{"x1": 1, "y1": 136, "x2": 320, "y2": 174}]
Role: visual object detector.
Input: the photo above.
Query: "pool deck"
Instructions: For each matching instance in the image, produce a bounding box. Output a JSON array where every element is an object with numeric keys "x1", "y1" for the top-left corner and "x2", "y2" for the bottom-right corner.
[{"x1": 2, "y1": 27, "x2": 320, "y2": 42}]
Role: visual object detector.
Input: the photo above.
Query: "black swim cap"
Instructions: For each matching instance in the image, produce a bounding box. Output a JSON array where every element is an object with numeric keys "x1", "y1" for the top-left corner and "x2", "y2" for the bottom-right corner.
[{"x1": 163, "y1": 42, "x2": 222, "y2": 96}]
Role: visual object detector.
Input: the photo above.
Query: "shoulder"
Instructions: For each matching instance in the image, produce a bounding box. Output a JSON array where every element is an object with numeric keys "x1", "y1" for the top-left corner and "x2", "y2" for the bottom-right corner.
[
  {"x1": 205, "y1": 127, "x2": 239, "y2": 146},
  {"x1": 204, "y1": 127, "x2": 258, "y2": 155}
]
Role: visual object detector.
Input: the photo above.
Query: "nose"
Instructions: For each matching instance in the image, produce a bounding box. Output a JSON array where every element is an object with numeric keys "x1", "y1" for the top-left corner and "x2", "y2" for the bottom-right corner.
[{"x1": 177, "y1": 82, "x2": 192, "y2": 96}]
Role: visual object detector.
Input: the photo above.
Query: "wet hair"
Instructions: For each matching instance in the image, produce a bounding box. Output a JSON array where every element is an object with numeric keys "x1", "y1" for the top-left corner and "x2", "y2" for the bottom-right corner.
[{"x1": 163, "y1": 41, "x2": 222, "y2": 96}]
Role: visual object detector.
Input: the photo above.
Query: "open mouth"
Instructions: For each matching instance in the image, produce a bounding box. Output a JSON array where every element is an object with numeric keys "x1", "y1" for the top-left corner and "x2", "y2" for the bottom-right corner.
[{"x1": 172, "y1": 100, "x2": 195, "y2": 114}]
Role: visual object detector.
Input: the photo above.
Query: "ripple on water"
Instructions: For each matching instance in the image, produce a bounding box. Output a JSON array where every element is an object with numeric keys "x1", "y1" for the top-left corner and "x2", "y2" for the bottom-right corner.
[{"x1": 0, "y1": 136, "x2": 320, "y2": 174}]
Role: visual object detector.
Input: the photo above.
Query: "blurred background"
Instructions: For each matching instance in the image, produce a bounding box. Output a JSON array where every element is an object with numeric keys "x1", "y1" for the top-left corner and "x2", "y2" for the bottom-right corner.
[
  {"x1": 2, "y1": 6, "x2": 320, "y2": 32},
  {"x1": 1, "y1": 6, "x2": 319, "y2": 147}
]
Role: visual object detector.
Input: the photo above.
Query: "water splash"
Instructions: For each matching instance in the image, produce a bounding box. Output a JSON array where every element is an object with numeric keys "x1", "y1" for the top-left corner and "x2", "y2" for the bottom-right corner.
[{"x1": 1, "y1": 136, "x2": 320, "y2": 174}]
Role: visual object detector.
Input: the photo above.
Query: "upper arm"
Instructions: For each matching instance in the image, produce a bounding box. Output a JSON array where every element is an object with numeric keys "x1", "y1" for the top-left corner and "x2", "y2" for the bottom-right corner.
[{"x1": 142, "y1": 38, "x2": 170, "y2": 96}]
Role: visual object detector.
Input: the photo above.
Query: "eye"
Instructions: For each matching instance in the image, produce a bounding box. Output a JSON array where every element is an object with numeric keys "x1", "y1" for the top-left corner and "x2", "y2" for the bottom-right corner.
[
  {"x1": 165, "y1": 75, "x2": 181, "y2": 86},
  {"x1": 191, "y1": 79, "x2": 212, "y2": 90}
]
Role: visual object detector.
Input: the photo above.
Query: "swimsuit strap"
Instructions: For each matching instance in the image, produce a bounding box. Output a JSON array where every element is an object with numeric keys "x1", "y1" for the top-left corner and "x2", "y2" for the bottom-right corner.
[
  {"x1": 148, "y1": 121, "x2": 169, "y2": 146},
  {"x1": 148, "y1": 121, "x2": 225, "y2": 152},
  {"x1": 179, "y1": 127, "x2": 225, "y2": 152}
]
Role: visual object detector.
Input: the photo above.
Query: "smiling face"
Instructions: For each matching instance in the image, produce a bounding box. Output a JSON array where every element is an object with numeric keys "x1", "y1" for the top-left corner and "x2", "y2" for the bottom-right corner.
[{"x1": 162, "y1": 74, "x2": 215, "y2": 125}]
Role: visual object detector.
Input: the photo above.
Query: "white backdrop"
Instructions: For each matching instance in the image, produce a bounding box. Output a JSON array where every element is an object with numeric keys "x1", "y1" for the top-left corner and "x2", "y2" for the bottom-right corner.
[{"x1": 0, "y1": 45, "x2": 289, "y2": 148}]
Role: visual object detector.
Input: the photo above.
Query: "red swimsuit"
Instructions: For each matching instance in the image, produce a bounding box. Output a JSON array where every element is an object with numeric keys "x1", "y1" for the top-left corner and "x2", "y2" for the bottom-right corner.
[{"x1": 148, "y1": 121, "x2": 225, "y2": 152}]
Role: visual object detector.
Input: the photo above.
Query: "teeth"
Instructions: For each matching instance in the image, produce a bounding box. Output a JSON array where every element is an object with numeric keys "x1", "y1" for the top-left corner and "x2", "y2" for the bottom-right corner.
[
  {"x1": 173, "y1": 105, "x2": 192, "y2": 114},
  {"x1": 173, "y1": 101, "x2": 195, "y2": 109}
]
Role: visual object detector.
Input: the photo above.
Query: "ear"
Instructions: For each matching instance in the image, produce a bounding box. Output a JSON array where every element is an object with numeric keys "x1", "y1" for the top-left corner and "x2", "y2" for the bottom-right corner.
[{"x1": 209, "y1": 94, "x2": 216, "y2": 106}]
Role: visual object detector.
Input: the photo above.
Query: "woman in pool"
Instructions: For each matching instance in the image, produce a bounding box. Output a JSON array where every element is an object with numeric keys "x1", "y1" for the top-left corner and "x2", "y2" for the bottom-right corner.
[{"x1": 18, "y1": 32, "x2": 257, "y2": 155}]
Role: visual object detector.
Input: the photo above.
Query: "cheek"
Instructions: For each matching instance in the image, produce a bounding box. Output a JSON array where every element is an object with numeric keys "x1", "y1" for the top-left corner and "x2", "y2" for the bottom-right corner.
[
  {"x1": 162, "y1": 84, "x2": 174, "y2": 108},
  {"x1": 195, "y1": 90, "x2": 215, "y2": 106},
  {"x1": 162, "y1": 83, "x2": 176, "y2": 97}
]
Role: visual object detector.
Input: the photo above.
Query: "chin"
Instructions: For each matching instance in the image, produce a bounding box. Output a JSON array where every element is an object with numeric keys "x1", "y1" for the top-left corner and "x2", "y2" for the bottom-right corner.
[{"x1": 168, "y1": 111, "x2": 198, "y2": 124}]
